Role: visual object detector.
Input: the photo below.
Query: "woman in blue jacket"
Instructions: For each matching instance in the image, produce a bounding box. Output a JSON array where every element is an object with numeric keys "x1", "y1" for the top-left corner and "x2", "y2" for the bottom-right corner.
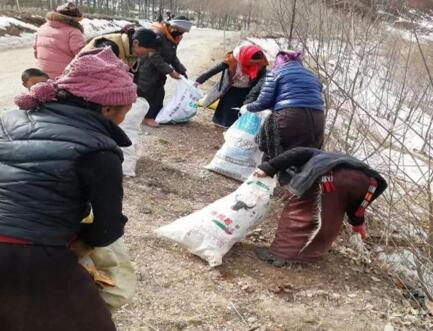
[{"x1": 243, "y1": 50, "x2": 325, "y2": 157}]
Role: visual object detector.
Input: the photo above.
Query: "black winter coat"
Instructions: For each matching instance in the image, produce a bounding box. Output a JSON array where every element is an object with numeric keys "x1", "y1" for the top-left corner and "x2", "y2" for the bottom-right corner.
[
  {"x1": 0, "y1": 103, "x2": 130, "y2": 246},
  {"x1": 136, "y1": 29, "x2": 186, "y2": 97},
  {"x1": 258, "y1": 147, "x2": 387, "y2": 200},
  {"x1": 195, "y1": 62, "x2": 266, "y2": 107}
]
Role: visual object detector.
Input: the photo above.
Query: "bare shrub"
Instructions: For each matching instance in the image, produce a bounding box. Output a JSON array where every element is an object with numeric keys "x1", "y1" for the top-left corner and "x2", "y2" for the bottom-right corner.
[{"x1": 269, "y1": 0, "x2": 433, "y2": 319}]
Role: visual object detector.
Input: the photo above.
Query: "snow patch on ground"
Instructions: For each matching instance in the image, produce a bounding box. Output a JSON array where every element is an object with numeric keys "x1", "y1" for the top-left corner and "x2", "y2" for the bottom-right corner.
[
  {"x1": 0, "y1": 16, "x2": 38, "y2": 30},
  {"x1": 81, "y1": 18, "x2": 132, "y2": 39},
  {"x1": 0, "y1": 15, "x2": 132, "y2": 50}
]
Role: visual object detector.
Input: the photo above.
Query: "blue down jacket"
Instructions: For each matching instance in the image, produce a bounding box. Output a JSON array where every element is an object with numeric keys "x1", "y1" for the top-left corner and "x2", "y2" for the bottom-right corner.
[{"x1": 247, "y1": 61, "x2": 324, "y2": 112}]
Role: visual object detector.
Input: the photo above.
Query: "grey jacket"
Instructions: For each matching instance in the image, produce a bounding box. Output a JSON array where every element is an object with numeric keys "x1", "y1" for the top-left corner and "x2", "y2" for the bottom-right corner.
[{"x1": 0, "y1": 103, "x2": 130, "y2": 245}]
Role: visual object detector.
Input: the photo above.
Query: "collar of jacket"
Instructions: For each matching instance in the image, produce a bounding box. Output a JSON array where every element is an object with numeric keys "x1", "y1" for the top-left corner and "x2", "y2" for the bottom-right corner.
[
  {"x1": 89, "y1": 33, "x2": 135, "y2": 68},
  {"x1": 151, "y1": 22, "x2": 182, "y2": 45},
  {"x1": 223, "y1": 52, "x2": 238, "y2": 80},
  {"x1": 46, "y1": 11, "x2": 84, "y2": 33},
  {"x1": 43, "y1": 102, "x2": 132, "y2": 148},
  {"x1": 286, "y1": 151, "x2": 387, "y2": 201}
]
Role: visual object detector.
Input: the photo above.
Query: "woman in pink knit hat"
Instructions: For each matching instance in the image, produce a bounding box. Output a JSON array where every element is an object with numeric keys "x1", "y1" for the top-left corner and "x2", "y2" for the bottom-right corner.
[{"x1": 0, "y1": 48, "x2": 136, "y2": 331}]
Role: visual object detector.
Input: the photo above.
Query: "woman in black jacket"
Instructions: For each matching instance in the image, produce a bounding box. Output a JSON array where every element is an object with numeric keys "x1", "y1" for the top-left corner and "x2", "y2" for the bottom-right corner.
[
  {"x1": 2, "y1": 48, "x2": 136, "y2": 331},
  {"x1": 254, "y1": 147, "x2": 387, "y2": 267},
  {"x1": 195, "y1": 44, "x2": 268, "y2": 128}
]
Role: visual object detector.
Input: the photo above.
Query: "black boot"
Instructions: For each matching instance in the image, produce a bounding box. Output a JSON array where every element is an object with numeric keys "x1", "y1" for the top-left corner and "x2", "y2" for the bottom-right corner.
[{"x1": 255, "y1": 247, "x2": 291, "y2": 268}]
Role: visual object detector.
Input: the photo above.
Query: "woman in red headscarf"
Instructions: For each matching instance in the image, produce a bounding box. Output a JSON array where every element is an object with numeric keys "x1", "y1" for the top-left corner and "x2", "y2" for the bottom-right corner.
[{"x1": 195, "y1": 44, "x2": 268, "y2": 128}]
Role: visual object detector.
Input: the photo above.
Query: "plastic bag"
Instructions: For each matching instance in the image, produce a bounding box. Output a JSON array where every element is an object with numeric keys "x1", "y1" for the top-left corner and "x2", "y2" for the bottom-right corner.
[
  {"x1": 87, "y1": 238, "x2": 137, "y2": 309},
  {"x1": 155, "y1": 175, "x2": 276, "y2": 267},
  {"x1": 206, "y1": 110, "x2": 271, "y2": 182},
  {"x1": 201, "y1": 69, "x2": 230, "y2": 108},
  {"x1": 198, "y1": 98, "x2": 219, "y2": 110},
  {"x1": 156, "y1": 76, "x2": 203, "y2": 124},
  {"x1": 119, "y1": 97, "x2": 149, "y2": 177}
]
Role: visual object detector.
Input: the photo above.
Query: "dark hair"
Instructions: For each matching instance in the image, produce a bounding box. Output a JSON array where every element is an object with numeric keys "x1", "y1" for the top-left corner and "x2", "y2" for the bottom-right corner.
[
  {"x1": 21, "y1": 68, "x2": 49, "y2": 83},
  {"x1": 251, "y1": 51, "x2": 265, "y2": 60},
  {"x1": 94, "y1": 38, "x2": 120, "y2": 57},
  {"x1": 132, "y1": 28, "x2": 161, "y2": 48},
  {"x1": 56, "y1": 89, "x2": 102, "y2": 113}
]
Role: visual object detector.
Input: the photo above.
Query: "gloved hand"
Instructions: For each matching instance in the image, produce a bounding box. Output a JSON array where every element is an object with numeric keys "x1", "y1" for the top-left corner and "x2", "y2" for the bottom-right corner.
[
  {"x1": 352, "y1": 224, "x2": 367, "y2": 240},
  {"x1": 239, "y1": 104, "x2": 249, "y2": 115}
]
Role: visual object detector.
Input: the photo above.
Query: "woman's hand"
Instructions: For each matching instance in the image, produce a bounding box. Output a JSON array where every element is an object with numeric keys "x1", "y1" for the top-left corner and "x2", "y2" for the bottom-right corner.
[
  {"x1": 70, "y1": 240, "x2": 94, "y2": 259},
  {"x1": 169, "y1": 71, "x2": 181, "y2": 79},
  {"x1": 253, "y1": 169, "x2": 269, "y2": 178},
  {"x1": 239, "y1": 105, "x2": 249, "y2": 114},
  {"x1": 352, "y1": 224, "x2": 367, "y2": 240},
  {"x1": 193, "y1": 81, "x2": 200, "y2": 88}
]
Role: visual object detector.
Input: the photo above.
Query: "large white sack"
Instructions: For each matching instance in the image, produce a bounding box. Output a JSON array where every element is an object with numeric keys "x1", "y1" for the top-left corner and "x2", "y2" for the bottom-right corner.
[
  {"x1": 156, "y1": 76, "x2": 203, "y2": 124},
  {"x1": 155, "y1": 175, "x2": 276, "y2": 267},
  {"x1": 206, "y1": 110, "x2": 271, "y2": 182},
  {"x1": 120, "y1": 97, "x2": 149, "y2": 177}
]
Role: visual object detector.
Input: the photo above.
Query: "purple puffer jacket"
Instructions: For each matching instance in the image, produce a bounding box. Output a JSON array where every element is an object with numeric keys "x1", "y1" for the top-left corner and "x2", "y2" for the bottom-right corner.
[{"x1": 33, "y1": 12, "x2": 84, "y2": 79}]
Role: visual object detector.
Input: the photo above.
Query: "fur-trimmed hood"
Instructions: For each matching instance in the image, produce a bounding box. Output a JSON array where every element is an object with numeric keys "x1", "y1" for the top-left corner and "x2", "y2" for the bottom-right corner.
[{"x1": 46, "y1": 11, "x2": 84, "y2": 33}]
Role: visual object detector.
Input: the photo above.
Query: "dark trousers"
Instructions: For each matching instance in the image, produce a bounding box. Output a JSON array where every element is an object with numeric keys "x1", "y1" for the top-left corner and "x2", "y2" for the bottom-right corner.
[
  {"x1": 0, "y1": 244, "x2": 115, "y2": 331},
  {"x1": 144, "y1": 76, "x2": 167, "y2": 120},
  {"x1": 212, "y1": 87, "x2": 251, "y2": 128},
  {"x1": 275, "y1": 107, "x2": 325, "y2": 151}
]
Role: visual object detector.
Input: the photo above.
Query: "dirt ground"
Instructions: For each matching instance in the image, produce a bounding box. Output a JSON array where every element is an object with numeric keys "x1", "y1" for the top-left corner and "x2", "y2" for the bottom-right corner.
[
  {"x1": 0, "y1": 28, "x2": 425, "y2": 331},
  {"x1": 114, "y1": 30, "x2": 423, "y2": 331}
]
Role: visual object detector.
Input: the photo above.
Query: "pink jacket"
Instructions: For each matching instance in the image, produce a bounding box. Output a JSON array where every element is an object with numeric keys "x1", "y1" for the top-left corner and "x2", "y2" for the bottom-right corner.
[{"x1": 33, "y1": 12, "x2": 85, "y2": 79}]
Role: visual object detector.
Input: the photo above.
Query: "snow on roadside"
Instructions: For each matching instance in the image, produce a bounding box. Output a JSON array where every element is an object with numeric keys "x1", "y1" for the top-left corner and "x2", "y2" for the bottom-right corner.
[
  {"x1": 0, "y1": 15, "x2": 133, "y2": 50},
  {"x1": 81, "y1": 18, "x2": 132, "y2": 39},
  {"x1": 0, "y1": 16, "x2": 38, "y2": 30}
]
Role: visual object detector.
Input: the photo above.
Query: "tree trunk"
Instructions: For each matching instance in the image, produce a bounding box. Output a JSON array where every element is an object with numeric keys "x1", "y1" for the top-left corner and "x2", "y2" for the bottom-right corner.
[{"x1": 288, "y1": 0, "x2": 297, "y2": 48}]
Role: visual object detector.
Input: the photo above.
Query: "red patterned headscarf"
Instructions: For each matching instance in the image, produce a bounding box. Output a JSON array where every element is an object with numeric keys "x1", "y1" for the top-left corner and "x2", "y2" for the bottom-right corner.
[{"x1": 234, "y1": 45, "x2": 268, "y2": 80}]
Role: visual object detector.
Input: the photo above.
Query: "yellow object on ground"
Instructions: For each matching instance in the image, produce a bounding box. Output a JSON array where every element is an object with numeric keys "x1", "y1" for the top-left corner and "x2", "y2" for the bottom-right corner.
[
  {"x1": 198, "y1": 98, "x2": 219, "y2": 110},
  {"x1": 80, "y1": 256, "x2": 115, "y2": 288}
]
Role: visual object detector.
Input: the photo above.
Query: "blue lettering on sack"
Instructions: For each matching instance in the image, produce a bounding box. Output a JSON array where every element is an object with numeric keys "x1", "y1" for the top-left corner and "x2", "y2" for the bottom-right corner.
[
  {"x1": 189, "y1": 101, "x2": 198, "y2": 109},
  {"x1": 235, "y1": 113, "x2": 261, "y2": 135}
]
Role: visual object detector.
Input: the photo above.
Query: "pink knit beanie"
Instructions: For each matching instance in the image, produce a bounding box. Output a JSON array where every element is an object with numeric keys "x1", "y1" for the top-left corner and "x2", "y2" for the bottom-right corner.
[{"x1": 15, "y1": 47, "x2": 137, "y2": 110}]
